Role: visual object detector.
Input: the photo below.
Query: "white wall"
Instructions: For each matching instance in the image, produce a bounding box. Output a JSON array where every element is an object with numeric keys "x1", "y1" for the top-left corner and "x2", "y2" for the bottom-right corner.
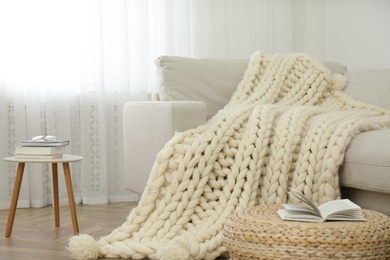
[
  {"x1": 293, "y1": 0, "x2": 390, "y2": 73},
  {"x1": 327, "y1": 0, "x2": 390, "y2": 72}
]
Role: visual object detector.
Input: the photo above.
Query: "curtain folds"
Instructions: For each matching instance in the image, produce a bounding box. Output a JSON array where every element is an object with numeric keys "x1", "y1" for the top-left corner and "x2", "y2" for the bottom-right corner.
[{"x1": 0, "y1": 0, "x2": 296, "y2": 209}]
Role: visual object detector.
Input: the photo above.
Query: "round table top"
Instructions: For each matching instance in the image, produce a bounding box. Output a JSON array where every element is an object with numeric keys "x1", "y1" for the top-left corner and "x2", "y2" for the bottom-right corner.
[{"x1": 3, "y1": 154, "x2": 83, "y2": 163}]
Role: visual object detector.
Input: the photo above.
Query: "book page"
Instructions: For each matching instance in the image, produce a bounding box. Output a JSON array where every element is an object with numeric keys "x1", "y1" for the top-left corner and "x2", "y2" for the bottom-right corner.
[
  {"x1": 282, "y1": 204, "x2": 319, "y2": 215},
  {"x1": 277, "y1": 208, "x2": 323, "y2": 222},
  {"x1": 288, "y1": 188, "x2": 321, "y2": 216},
  {"x1": 318, "y1": 199, "x2": 361, "y2": 218}
]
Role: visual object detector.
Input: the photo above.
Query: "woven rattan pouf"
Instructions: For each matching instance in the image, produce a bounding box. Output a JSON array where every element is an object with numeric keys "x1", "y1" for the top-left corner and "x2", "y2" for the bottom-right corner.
[{"x1": 223, "y1": 205, "x2": 390, "y2": 259}]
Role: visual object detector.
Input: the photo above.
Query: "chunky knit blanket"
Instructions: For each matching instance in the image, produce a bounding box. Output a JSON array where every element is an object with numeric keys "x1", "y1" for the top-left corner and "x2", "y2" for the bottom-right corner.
[{"x1": 68, "y1": 51, "x2": 390, "y2": 260}]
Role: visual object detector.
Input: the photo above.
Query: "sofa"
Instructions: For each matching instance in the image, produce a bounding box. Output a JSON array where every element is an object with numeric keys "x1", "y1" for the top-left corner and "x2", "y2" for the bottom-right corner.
[{"x1": 123, "y1": 55, "x2": 390, "y2": 215}]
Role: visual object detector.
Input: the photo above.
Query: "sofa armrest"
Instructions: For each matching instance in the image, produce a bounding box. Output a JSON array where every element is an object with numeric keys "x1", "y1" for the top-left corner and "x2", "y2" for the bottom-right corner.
[
  {"x1": 340, "y1": 129, "x2": 390, "y2": 194},
  {"x1": 123, "y1": 101, "x2": 207, "y2": 194}
]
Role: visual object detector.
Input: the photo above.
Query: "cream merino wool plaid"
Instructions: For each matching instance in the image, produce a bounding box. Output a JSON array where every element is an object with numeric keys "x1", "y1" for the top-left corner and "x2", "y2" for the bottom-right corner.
[{"x1": 68, "y1": 51, "x2": 390, "y2": 260}]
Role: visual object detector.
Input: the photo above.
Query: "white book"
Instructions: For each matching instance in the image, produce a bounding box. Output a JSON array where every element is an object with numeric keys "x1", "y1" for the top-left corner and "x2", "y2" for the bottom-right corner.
[
  {"x1": 21, "y1": 139, "x2": 69, "y2": 147},
  {"x1": 277, "y1": 188, "x2": 366, "y2": 222},
  {"x1": 14, "y1": 154, "x2": 64, "y2": 159},
  {"x1": 14, "y1": 146, "x2": 66, "y2": 155}
]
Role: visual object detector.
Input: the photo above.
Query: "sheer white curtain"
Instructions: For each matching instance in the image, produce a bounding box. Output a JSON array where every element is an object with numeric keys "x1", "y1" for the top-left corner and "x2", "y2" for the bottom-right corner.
[{"x1": 0, "y1": 0, "x2": 296, "y2": 209}]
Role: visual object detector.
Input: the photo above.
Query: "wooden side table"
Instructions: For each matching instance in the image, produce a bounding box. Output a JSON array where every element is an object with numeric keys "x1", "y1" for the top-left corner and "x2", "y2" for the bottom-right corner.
[{"x1": 3, "y1": 154, "x2": 83, "y2": 237}]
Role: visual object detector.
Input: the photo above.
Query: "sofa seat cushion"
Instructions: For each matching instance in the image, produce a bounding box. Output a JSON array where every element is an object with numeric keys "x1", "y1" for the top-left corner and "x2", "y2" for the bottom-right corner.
[
  {"x1": 155, "y1": 56, "x2": 347, "y2": 119},
  {"x1": 340, "y1": 129, "x2": 390, "y2": 194}
]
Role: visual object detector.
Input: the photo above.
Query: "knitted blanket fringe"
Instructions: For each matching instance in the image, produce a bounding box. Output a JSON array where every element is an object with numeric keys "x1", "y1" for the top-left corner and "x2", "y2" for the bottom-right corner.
[{"x1": 68, "y1": 51, "x2": 390, "y2": 260}]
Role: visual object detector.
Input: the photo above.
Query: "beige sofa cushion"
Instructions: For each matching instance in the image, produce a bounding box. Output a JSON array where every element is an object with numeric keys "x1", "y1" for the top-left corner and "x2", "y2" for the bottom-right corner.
[
  {"x1": 155, "y1": 56, "x2": 347, "y2": 118},
  {"x1": 344, "y1": 69, "x2": 390, "y2": 109},
  {"x1": 155, "y1": 56, "x2": 248, "y2": 118}
]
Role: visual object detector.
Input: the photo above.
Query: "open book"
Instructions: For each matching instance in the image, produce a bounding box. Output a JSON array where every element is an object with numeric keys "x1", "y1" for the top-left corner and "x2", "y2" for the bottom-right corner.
[{"x1": 277, "y1": 188, "x2": 366, "y2": 222}]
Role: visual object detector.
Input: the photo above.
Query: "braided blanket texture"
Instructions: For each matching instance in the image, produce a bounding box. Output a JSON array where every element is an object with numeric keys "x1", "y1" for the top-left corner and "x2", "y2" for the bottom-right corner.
[{"x1": 68, "y1": 51, "x2": 390, "y2": 260}]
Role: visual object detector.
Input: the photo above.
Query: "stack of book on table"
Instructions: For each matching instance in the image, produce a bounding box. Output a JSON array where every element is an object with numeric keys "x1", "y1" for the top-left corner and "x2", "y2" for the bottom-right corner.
[{"x1": 14, "y1": 135, "x2": 69, "y2": 159}]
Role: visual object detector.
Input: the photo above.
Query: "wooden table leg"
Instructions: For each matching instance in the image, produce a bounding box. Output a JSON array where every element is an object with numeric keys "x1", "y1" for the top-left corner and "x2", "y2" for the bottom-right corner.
[
  {"x1": 62, "y1": 162, "x2": 79, "y2": 235},
  {"x1": 52, "y1": 163, "x2": 60, "y2": 227},
  {"x1": 5, "y1": 163, "x2": 25, "y2": 237}
]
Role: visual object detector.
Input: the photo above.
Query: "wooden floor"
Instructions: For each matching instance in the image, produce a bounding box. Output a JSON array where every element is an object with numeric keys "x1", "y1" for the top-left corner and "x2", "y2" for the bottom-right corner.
[{"x1": 0, "y1": 202, "x2": 138, "y2": 260}]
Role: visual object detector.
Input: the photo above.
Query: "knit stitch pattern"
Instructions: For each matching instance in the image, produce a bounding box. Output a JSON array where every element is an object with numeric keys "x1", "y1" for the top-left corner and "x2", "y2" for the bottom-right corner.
[{"x1": 68, "y1": 51, "x2": 390, "y2": 260}]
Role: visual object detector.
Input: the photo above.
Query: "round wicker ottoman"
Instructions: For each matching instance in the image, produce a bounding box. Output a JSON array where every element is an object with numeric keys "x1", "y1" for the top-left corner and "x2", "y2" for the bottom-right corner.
[{"x1": 222, "y1": 205, "x2": 390, "y2": 259}]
